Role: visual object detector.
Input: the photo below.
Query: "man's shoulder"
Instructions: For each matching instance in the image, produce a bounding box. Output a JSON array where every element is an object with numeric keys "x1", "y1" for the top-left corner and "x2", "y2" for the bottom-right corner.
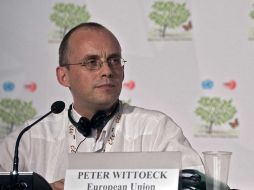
[
  {"x1": 120, "y1": 102, "x2": 181, "y2": 137},
  {"x1": 27, "y1": 108, "x2": 69, "y2": 139},
  {"x1": 30, "y1": 108, "x2": 68, "y2": 126}
]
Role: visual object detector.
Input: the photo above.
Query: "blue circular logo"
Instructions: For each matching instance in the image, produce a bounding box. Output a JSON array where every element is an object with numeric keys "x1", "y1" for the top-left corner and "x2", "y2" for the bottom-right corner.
[
  {"x1": 201, "y1": 80, "x2": 214, "y2": 89},
  {"x1": 3, "y1": 81, "x2": 15, "y2": 92}
]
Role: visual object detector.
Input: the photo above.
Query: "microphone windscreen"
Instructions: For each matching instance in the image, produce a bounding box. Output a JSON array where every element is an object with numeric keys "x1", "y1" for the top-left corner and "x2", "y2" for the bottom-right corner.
[{"x1": 51, "y1": 101, "x2": 65, "y2": 114}]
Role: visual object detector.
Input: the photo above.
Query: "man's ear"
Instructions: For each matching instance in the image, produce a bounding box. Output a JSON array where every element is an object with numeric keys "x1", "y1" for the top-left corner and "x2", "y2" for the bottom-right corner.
[{"x1": 56, "y1": 67, "x2": 70, "y2": 87}]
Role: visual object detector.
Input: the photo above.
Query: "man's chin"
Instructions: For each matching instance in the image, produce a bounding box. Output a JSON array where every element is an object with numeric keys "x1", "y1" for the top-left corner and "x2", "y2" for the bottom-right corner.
[{"x1": 95, "y1": 98, "x2": 118, "y2": 110}]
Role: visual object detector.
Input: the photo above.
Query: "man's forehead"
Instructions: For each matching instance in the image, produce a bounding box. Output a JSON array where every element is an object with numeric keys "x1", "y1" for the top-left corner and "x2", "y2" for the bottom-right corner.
[
  {"x1": 69, "y1": 28, "x2": 121, "y2": 51},
  {"x1": 71, "y1": 28, "x2": 119, "y2": 45},
  {"x1": 67, "y1": 28, "x2": 121, "y2": 60}
]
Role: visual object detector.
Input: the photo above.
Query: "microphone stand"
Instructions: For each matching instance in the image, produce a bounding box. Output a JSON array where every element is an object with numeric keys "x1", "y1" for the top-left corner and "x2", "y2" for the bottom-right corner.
[
  {"x1": 12, "y1": 110, "x2": 53, "y2": 175},
  {"x1": 9, "y1": 110, "x2": 53, "y2": 190},
  {"x1": 0, "y1": 101, "x2": 64, "y2": 189}
]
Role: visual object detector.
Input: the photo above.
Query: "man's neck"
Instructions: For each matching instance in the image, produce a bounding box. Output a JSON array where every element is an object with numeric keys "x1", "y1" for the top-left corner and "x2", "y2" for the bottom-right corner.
[{"x1": 73, "y1": 101, "x2": 118, "y2": 120}]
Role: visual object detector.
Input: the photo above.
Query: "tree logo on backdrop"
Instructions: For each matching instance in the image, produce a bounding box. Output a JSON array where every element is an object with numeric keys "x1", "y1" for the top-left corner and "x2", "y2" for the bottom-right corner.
[
  {"x1": 48, "y1": 3, "x2": 91, "y2": 42},
  {"x1": 148, "y1": 0, "x2": 192, "y2": 41},
  {"x1": 195, "y1": 97, "x2": 237, "y2": 135},
  {"x1": 0, "y1": 98, "x2": 36, "y2": 139},
  {"x1": 194, "y1": 80, "x2": 239, "y2": 137}
]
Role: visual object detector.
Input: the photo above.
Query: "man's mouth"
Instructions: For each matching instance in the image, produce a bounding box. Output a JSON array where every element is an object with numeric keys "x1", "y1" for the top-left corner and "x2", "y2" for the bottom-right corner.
[
  {"x1": 98, "y1": 84, "x2": 113, "y2": 87},
  {"x1": 95, "y1": 83, "x2": 115, "y2": 88}
]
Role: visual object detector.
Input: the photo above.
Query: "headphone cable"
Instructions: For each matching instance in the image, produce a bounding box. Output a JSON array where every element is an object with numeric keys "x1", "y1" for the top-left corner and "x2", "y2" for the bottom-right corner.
[{"x1": 74, "y1": 137, "x2": 87, "y2": 153}]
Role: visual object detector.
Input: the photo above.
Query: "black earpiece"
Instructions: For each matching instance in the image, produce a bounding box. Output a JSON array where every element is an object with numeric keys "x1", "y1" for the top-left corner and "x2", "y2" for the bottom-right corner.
[{"x1": 68, "y1": 102, "x2": 119, "y2": 137}]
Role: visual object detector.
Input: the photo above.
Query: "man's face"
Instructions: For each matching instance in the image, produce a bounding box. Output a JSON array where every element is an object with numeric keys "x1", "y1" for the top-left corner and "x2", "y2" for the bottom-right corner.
[{"x1": 57, "y1": 29, "x2": 124, "y2": 113}]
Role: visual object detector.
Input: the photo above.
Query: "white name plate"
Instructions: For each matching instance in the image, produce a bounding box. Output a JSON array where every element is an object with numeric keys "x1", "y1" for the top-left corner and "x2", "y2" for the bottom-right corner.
[{"x1": 65, "y1": 169, "x2": 179, "y2": 190}]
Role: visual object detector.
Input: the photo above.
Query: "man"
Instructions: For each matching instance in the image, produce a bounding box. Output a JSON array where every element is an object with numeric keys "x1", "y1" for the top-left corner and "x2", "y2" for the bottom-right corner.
[{"x1": 0, "y1": 22, "x2": 203, "y2": 190}]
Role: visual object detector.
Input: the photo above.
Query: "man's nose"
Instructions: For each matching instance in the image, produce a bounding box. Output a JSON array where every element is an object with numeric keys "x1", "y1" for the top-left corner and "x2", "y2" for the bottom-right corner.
[{"x1": 99, "y1": 60, "x2": 113, "y2": 77}]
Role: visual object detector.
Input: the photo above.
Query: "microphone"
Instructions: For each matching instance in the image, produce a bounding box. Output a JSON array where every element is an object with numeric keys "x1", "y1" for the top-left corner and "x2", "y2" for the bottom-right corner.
[{"x1": 12, "y1": 101, "x2": 65, "y2": 175}]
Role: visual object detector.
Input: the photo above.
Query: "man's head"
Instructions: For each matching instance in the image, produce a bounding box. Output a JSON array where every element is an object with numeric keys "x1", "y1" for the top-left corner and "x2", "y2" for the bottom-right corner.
[{"x1": 56, "y1": 22, "x2": 124, "y2": 118}]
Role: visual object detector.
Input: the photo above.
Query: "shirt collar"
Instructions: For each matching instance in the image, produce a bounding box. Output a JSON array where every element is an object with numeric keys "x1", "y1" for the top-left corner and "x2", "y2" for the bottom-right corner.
[{"x1": 70, "y1": 104, "x2": 82, "y2": 123}]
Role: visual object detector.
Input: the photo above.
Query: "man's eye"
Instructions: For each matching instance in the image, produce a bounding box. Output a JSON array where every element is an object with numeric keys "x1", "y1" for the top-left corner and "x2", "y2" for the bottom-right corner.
[
  {"x1": 109, "y1": 58, "x2": 121, "y2": 65},
  {"x1": 84, "y1": 59, "x2": 98, "y2": 66}
]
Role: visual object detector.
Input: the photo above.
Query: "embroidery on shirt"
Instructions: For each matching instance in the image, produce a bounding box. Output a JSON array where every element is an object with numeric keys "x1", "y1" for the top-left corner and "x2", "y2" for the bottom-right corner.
[
  {"x1": 69, "y1": 125, "x2": 77, "y2": 152},
  {"x1": 105, "y1": 104, "x2": 123, "y2": 149},
  {"x1": 69, "y1": 125, "x2": 75, "y2": 139},
  {"x1": 70, "y1": 145, "x2": 76, "y2": 153}
]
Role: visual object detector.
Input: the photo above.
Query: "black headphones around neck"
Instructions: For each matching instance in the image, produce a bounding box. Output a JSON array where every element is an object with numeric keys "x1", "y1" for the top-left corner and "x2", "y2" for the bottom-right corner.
[{"x1": 68, "y1": 101, "x2": 119, "y2": 137}]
